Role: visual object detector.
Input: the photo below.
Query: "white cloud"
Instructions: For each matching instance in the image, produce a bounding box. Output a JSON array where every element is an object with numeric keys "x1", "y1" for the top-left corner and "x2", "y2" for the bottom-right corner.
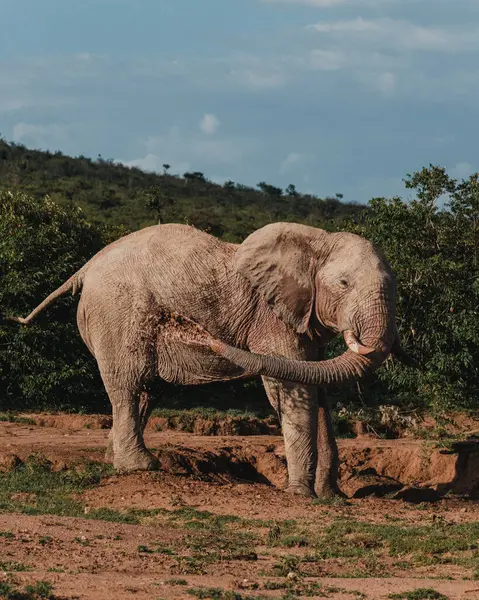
[
  {"x1": 263, "y1": 0, "x2": 348, "y2": 6},
  {"x1": 227, "y1": 54, "x2": 287, "y2": 90},
  {"x1": 307, "y1": 49, "x2": 347, "y2": 71},
  {"x1": 376, "y1": 71, "x2": 396, "y2": 95},
  {"x1": 280, "y1": 152, "x2": 303, "y2": 173},
  {"x1": 122, "y1": 153, "x2": 190, "y2": 176},
  {"x1": 450, "y1": 162, "x2": 477, "y2": 180},
  {"x1": 119, "y1": 125, "x2": 253, "y2": 178},
  {"x1": 308, "y1": 18, "x2": 479, "y2": 54},
  {"x1": 231, "y1": 67, "x2": 286, "y2": 90},
  {"x1": 263, "y1": 0, "x2": 411, "y2": 5},
  {"x1": 76, "y1": 52, "x2": 93, "y2": 61},
  {"x1": 199, "y1": 113, "x2": 220, "y2": 135},
  {"x1": 311, "y1": 18, "x2": 380, "y2": 33}
]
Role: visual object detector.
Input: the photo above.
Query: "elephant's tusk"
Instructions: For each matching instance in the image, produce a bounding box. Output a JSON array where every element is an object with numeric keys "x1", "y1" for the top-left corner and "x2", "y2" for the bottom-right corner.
[{"x1": 343, "y1": 331, "x2": 376, "y2": 356}]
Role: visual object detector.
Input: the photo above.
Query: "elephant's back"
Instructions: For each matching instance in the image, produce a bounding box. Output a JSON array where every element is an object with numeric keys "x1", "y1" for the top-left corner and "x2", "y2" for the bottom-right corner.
[
  {"x1": 77, "y1": 223, "x2": 242, "y2": 339},
  {"x1": 81, "y1": 223, "x2": 235, "y2": 288}
]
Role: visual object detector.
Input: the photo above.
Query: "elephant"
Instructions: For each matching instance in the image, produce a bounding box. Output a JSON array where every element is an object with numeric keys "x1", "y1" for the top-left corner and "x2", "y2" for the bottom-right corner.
[{"x1": 10, "y1": 222, "x2": 415, "y2": 498}]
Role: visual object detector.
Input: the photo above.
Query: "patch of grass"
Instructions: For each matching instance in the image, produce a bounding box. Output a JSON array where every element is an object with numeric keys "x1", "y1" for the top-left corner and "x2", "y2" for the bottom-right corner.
[
  {"x1": 388, "y1": 589, "x2": 448, "y2": 600},
  {"x1": 169, "y1": 506, "x2": 242, "y2": 526},
  {"x1": 0, "y1": 455, "x2": 114, "y2": 518},
  {"x1": 23, "y1": 582, "x2": 55, "y2": 599},
  {"x1": 165, "y1": 578, "x2": 188, "y2": 586},
  {"x1": 138, "y1": 543, "x2": 176, "y2": 555},
  {"x1": 263, "y1": 582, "x2": 288, "y2": 590},
  {"x1": 279, "y1": 535, "x2": 309, "y2": 548},
  {"x1": 183, "y1": 528, "x2": 258, "y2": 570},
  {"x1": 262, "y1": 581, "x2": 365, "y2": 598},
  {"x1": 0, "y1": 580, "x2": 58, "y2": 599},
  {"x1": 0, "y1": 560, "x2": 32, "y2": 571},
  {"x1": 38, "y1": 535, "x2": 52, "y2": 545},
  {"x1": 0, "y1": 412, "x2": 36, "y2": 425},
  {"x1": 73, "y1": 536, "x2": 89, "y2": 546},
  {"x1": 0, "y1": 530, "x2": 15, "y2": 539},
  {"x1": 0, "y1": 455, "x2": 167, "y2": 524},
  {"x1": 310, "y1": 518, "x2": 479, "y2": 577},
  {"x1": 46, "y1": 568, "x2": 65, "y2": 573},
  {"x1": 186, "y1": 588, "x2": 267, "y2": 600},
  {"x1": 271, "y1": 555, "x2": 302, "y2": 577},
  {"x1": 312, "y1": 496, "x2": 349, "y2": 507}
]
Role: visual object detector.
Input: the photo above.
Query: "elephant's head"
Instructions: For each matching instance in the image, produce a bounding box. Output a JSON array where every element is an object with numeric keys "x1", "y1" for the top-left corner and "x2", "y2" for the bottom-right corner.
[{"x1": 209, "y1": 223, "x2": 415, "y2": 386}]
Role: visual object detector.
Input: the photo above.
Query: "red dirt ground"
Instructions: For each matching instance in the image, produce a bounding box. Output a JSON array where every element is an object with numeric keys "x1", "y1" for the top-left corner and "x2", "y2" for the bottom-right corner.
[{"x1": 1, "y1": 417, "x2": 479, "y2": 599}]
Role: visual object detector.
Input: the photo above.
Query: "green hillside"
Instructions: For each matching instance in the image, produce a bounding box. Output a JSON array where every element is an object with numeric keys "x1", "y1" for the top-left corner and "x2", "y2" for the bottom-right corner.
[{"x1": 0, "y1": 138, "x2": 363, "y2": 239}]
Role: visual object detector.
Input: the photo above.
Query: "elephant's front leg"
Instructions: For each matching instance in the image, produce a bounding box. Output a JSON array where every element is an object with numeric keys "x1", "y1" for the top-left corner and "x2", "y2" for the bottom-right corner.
[
  {"x1": 262, "y1": 377, "x2": 319, "y2": 497},
  {"x1": 315, "y1": 388, "x2": 342, "y2": 498}
]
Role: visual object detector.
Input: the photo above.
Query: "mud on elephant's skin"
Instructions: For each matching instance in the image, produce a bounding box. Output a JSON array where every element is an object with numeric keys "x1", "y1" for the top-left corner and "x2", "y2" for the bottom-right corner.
[{"x1": 9, "y1": 222, "x2": 415, "y2": 498}]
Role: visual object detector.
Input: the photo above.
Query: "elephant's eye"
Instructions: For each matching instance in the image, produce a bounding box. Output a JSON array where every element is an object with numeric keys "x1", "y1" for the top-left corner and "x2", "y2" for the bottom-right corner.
[{"x1": 339, "y1": 278, "x2": 349, "y2": 289}]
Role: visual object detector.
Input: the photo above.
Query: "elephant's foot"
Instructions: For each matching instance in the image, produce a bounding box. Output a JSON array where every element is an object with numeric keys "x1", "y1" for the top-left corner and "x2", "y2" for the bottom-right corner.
[
  {"x1": 314, "y1": 478, "x2": 346, "y2": 499},
  {"x1": 285, "y1": 482, "x2": 316, "y2": 498},
  {"x1": 104, "y1": 439, "x2": 114, "y2": 462},
  {"x1": 113, "y1": 449, "x2": 159, "y2": 473}
]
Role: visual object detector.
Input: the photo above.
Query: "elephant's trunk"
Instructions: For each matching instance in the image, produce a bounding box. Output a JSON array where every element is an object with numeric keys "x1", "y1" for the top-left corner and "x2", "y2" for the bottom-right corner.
[
  {"x1": 209, "y1": 288, "x2": 399, "y2": 386},
  {"x1": 209, "y1": 338, "x2": 384, "y2": 386}
]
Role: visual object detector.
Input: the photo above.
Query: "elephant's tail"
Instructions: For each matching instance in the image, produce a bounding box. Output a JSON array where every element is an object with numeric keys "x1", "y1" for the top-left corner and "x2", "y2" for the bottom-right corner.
[{"x1": 7, "y1": 269, "x2": 85, "y2": 326}]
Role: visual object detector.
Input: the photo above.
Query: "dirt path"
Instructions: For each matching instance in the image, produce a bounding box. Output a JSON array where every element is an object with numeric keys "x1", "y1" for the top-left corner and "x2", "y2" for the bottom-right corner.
[{"x1": 1, "y1": 418, "x2": 479, "y2": 599}]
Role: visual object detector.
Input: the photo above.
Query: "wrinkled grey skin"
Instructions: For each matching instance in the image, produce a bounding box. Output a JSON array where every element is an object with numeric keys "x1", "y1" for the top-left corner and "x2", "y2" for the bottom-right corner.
[{"x1": 11, "y1": 222, "x2": 411, "y2": 498}]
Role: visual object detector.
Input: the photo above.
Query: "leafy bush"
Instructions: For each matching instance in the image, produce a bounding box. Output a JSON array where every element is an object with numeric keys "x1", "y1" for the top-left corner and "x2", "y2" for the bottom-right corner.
[
  {"x1": 0, "y1": 190, "x2": 122, "y2": 411},
  {"x1": 343, "y1": 166, "x2": 479, "y2": 413}
]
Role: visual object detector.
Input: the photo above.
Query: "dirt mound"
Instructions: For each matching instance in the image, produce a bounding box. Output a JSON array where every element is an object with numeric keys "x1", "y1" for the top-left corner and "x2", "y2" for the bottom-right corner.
[
  {"x1": 2, "y1": 418, "x2": 479, "y2": 498},
  {"x1": 339, "y1": 438, "x2": 479, "y2": 497},
  {"x1": 19, "y1": 412, "x2": 280, "y2": 436},
  {"x1": 155, "y1": 443, "x2": 287, "y2": 489},
  {"x1": 149, "y1": 414, "x2": 280, "y2": 436},
  {"x1": 24, "y1": 413, "x2": 113, "y2": 430}
]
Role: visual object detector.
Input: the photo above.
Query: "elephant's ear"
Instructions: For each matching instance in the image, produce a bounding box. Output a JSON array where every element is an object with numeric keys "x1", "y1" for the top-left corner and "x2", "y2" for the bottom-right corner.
[{"x1": 234, "y1": 223, "x2": 317, "y2": 334}]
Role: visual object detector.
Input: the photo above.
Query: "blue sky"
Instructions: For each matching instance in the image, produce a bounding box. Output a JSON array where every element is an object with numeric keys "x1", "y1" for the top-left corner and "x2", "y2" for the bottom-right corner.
[{"x1": 1, "y1": 0, "x2": 478, "y2": 204}]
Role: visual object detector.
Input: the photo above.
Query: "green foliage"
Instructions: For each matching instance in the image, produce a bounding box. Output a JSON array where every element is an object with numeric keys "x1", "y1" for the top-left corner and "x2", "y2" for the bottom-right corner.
[
  {"x1": 388, "y1": 589, "x2": 448, "y2": 600},
  {"x1": 22, "y1": 582, "x2": 55, "y2": 600},
  {"x1": 343, "y1": 165, "x2": 479, "y2": 413},
  {"x1": 186, "y1": 589, "x2": 265, "y2": 600},
  {"x1": 0, "y1": 190, "x2": 122, "y2": 411},
  {"x1": 0, "y1": 454, "x2": 114, "y2": 517},
  {"x1": 0, "y1": 580, "x2": 57, "y2": 600}
]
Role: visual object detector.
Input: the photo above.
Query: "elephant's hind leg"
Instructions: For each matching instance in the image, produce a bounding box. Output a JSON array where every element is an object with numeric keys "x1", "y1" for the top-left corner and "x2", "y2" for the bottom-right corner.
[
  {"x1": 106, "y1": 386, "x2": 159, "y2": 472},
  {"x1": 104, "y1": 389, "x2": 158, "y2": 465},
  {"x1": 98, "y1": 354, "x2": 159, "y2": 472}
]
